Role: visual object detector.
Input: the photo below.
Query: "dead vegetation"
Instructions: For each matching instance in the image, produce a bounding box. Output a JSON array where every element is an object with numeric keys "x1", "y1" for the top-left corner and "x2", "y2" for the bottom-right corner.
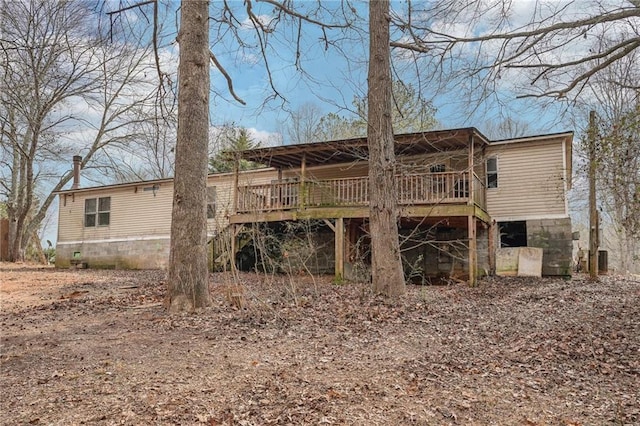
[{"x1": 1, "y1": 263, "x2": 638, "y2": 425}]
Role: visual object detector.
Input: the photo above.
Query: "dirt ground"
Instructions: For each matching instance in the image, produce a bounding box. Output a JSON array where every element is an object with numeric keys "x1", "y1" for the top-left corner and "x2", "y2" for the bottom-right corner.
[{"x1": 1, "y1": 263, "x2": 638, "y2": 425}]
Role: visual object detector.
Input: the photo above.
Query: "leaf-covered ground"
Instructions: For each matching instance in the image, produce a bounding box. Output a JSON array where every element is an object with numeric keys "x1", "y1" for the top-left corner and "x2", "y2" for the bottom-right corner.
[{"x1": 1, "y1": 263, "x2": 638, "y2": 425}]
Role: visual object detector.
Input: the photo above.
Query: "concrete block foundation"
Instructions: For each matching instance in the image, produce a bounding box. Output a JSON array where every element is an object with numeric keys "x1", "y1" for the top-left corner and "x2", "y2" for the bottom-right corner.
[
  {"x1": 56, "y1": 238, "x2": 170, "y2": 270},
  {"x1": 526, "y1": 217, "x2": 572, "y2": 276}
]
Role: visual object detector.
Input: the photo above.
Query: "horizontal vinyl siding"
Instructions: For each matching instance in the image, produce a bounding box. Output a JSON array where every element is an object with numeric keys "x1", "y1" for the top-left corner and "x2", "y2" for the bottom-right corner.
[
  {"x1": 206, "y1": 168, "x2": 277, "y2": 232},
  {"x1": 284, "y1": 162, "x2": 369, "y2": 181},
  {"x1": 207, "y1": 173, "x2": 234, "y2": 231},
  {"x1": 486, "y1": 140, "x2": 568, "y2": 219},
  {"x1": 58, "y1": 182, "x2": 173, "y2": 243},
  {"x1": 58, "y1": 169, "x2": 279, "y2": 244},
  {"x1": 57, "y1": 194, "x2": 77, "y2": 242}
]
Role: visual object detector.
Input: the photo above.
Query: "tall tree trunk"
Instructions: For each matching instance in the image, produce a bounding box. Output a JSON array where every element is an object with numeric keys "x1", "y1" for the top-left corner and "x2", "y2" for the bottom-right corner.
[
  {"x1": 6, "y1": 113, "x2": 23, "y2": 262},
  {"x1": 166, "y1": 0, "x2": 212, "y2": 312},
  {"x1": 367, "y1": 0, "x2": 405, "y2": 297},
  {"x1": 588, "y1": 110, "x2": 599, "y2": 279},
  {"x1": 7, "y1": 218, "x2": 20, "y2": 262}
]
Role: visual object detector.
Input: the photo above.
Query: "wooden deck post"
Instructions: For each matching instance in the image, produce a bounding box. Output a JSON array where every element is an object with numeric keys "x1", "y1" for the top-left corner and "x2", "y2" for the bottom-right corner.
[
  {"x1": 488, "y1": 220, "x2": 496, "y2": 275},
  {"x1": 468, "y1": 215, "x2": 477, "y2": 286},
  {"x1": 335, "y1": 217, "x2": 344, "y2": 280}
]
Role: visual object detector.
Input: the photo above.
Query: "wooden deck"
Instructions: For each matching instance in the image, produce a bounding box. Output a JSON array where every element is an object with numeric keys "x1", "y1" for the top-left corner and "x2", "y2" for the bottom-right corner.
[{"x1": 234, "y1": 171, "x2": 487, "y2": 222}]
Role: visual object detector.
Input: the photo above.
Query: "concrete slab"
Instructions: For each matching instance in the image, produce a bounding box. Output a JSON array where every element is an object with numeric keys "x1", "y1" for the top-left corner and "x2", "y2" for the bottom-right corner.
[
  {"x1": 496, "y1": 247, "x2": 519, "y2": 276},
  {"x1": 518, "y1": 247, "x2": 543, "y2": 277}
]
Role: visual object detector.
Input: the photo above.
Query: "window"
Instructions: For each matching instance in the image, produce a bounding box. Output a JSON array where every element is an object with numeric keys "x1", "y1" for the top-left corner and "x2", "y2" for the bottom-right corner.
[
  {"x1": 486, "y1": 157, "x2": 498, "y2": 188},
  {"x1": 499, "y1": 221, "x2": 527, "y2": 247},
  {"x1": 430, "y1": 164, "x2": 446, "y2": 173},
  {"x1": 85, "y1": 197, "x2": 110, "y2": 227},
  {"x1": 206, "y1": 187, "x2": 216, "y2": 219}
]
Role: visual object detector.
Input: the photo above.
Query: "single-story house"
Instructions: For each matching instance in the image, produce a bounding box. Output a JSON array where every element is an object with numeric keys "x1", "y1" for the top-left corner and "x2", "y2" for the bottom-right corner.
[{"x1": 55, "y1": 128, "x2": 574, "y2": 283}]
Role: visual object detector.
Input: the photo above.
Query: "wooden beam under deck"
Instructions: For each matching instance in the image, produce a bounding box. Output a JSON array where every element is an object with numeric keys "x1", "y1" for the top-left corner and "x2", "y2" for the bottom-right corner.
[
  {"x1": 399, "y1": 205, "x2": 491, "y2": 224},
  {"x1": 230, "y1": 204, "x2": 491, "y2": 225},
  {"x1": 335, "y1": 217, "x2": 344, "y2": 280},
  {"x1": 230, "y1": 207, "x2": 369, "y2": 224},
  {"x1": 468, "y1": 215, "x2": 477, "y2": 287}
]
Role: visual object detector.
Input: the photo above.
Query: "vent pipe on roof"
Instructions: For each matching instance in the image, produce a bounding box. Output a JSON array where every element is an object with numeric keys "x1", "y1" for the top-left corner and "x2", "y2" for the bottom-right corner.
[{"x1": 71, "y1": 155, "x2": 82, "y2": 189}]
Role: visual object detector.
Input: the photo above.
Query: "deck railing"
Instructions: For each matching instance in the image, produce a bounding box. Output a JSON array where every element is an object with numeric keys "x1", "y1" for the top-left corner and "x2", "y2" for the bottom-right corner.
[
  {"x1": 237, "y1": 171, "x2": 486, "y2": 213},
  {"x1": 473, "y1": 172, "x2": 486, "y2": 210}
]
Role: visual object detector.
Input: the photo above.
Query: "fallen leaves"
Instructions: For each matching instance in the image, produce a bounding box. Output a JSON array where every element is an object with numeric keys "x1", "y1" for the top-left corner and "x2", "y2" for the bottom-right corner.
[{"x1": 0, "y1": 265, "x2": 638, "y2": 425}]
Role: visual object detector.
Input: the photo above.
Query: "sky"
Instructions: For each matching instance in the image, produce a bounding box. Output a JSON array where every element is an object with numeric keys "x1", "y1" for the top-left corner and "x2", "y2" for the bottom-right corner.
[
  {"x1": 140, "y1": 0, "x2": 578, "y2": 144},
  {"x1": 193, "y1": 0, "x2": 590, "y2": 142}
]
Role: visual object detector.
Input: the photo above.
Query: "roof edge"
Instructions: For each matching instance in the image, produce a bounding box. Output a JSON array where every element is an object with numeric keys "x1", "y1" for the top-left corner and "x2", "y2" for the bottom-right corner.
[
  {"x1": 53, "y1": 167, "x2": 277, "y2": 194},
  {"x1": 489, "y1": 131, "x2": 574, "y2": 145}
]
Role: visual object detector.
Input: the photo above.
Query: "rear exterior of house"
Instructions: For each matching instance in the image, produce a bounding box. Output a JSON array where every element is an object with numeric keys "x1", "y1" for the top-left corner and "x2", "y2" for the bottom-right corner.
[
  {"x1": 486, "y1": 134, "x2": 573, "y2": 276},
  {"x1": 55, "y1": 128, "x2": 573, "y2": 282}
]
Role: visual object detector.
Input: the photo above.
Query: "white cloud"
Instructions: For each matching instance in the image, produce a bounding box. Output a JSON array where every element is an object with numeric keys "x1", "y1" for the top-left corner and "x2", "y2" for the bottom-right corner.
[
  {"x1": 247, "y1": 128, "x2": 282, "y2": 147},
  {"x1": 241, "y1": 14, "x2": 275, "y2": 31}
]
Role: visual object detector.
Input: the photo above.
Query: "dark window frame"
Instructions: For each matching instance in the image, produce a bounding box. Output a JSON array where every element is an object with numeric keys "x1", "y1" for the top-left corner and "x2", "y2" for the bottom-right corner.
[
  {"x1": 486, "y1": 156, "x2": 498, "y2": 189},
  {"x1": 85, "y1": 196, "x2": 110, "y2": 227}
]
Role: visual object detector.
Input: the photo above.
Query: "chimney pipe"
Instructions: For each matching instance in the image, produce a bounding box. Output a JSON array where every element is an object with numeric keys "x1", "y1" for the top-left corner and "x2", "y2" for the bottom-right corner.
[{"x1": 72, "y1": 155, "x2": 82, "y2": 189}]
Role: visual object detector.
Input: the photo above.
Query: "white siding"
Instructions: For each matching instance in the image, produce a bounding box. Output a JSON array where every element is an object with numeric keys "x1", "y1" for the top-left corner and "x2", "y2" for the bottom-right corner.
[
  {"x1": 485, "y1": 138, "x2": 568, "y2": 220},
  {"x1": 57, "y1": 169, "x2": 281, "y2": 244},
  {"x1": 58, "y1": 182, "x2": 174, "y2": 243},
  {"x1": 279, "y1": 161, "x2": 368, "y2": 181}
]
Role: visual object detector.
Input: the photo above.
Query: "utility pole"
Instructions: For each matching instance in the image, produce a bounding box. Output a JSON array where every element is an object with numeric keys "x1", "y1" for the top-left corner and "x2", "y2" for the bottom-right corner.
[{"x1": 588, "y1": 110, "x2": 599, "y2": 279}]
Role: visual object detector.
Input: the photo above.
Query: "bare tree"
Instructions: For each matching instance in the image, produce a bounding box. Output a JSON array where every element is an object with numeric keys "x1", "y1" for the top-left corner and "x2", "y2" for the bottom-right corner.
[
  {"x1": 314, "y1": 112, "x2": 363, "y2": 141},
  {"x1": 285, "y1": 102, "x2": 325, "y2": 144},
  {"x1": 0, "y1": 0, "x2": 158, "y2": 261},
  {"x1": 165, "y1": 0, "x2": 212, "y2": 312},
  {"x1": 315, "y1": 81, "x2": 439, "y2": 141},
  {"x1": 115, "y1": 111, "x2": 177, "y2": 181},
  {"x1": 162, "y1": 2, "x2": 360, "y2": 311},
  {"x1": 586, "y1": 50, "x2": 640, "y2": 124},
  {"x1": 388, "y1": 1, "x2": 640, "y2": 105},
  {"x1": 596, "y1": 104, "x2": 640, "y2": 273},
  {"x1": 368, "y1": 0, "x2": 405, "y2": 297},
  {"x1": 484, "y1": 116, "x2": 533, "y2": 140},
  {"x1": 567, "y1": 50, "x2": 640, "y2": 273}
]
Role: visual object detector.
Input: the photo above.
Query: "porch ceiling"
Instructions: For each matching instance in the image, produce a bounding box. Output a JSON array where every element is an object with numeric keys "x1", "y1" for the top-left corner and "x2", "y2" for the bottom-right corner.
[{"x1": 240, "y1": 128, "x2": 490, "y2": 169}]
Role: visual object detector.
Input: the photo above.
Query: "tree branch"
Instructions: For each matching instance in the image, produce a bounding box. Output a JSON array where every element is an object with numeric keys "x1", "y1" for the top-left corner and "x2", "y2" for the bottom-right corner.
[
  {"x1": 516, "y1": 38, "x2": 640, "y2": 98},
  {"x1": 209, "y1": 51, "x2": 246, "y2": 105},
  {"x1": 393, "y1": 8, "x2": 640, "y2": 48},
  {"x1": 105, "y1": 0, "x2": 156, "y2": 16},
  {"x1": 256, "y1": 0, "x2": 352, "y2": 29}
]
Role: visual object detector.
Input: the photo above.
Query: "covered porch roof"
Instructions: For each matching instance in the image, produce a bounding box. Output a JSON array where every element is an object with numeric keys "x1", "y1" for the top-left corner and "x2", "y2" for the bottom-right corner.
[{"x1": 239, "y1": 128, "x2": 491, "y2": 169}]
